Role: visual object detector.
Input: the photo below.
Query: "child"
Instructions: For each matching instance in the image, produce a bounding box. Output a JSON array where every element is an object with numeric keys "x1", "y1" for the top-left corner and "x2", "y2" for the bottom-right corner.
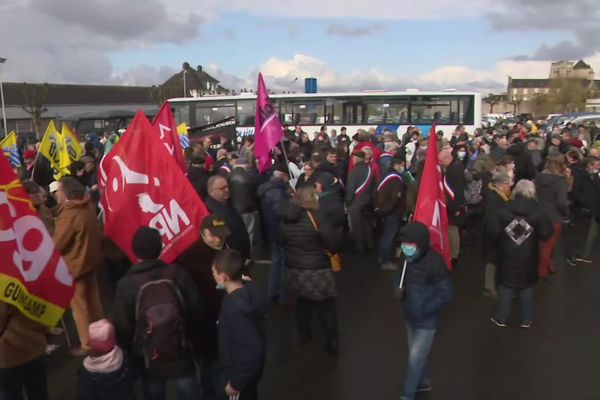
[
  {"x1": 212, "y1": 249, "x2": 269, "y2": 400},
  {"x1": 76, "y1": 319, "x2": 136, "y2": 400}
]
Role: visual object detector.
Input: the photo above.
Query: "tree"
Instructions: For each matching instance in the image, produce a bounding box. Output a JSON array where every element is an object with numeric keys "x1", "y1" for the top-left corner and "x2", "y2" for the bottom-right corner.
[
  {"x1": 509, "y1": 95, "x2": 523, "y2": 115},
  {"x1": 483, "y1": 93, "x2": 501, "y2": 113},
  {"x1": 20, "y1": 83, "x2": 49, "y2": 139},
  {"x1": 531, "y1": 92, "x2": 550, "y2": 117},
  {"x1": 547, "y1": 78, "x2": 590, "y2": 113}
]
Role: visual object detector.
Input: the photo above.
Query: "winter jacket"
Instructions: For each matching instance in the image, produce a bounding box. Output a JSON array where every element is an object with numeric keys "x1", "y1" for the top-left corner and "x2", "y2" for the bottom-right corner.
[
  {"x1": 482, "y1": 184, "x2": 511, "y2": 265},
  {"x1": 228, "y1": 167, "x2": 259, "y2": 214},
  {"x1": 375, "y1": 170, "x2": 406, "y2": 216},
  {"x1": 398, "y1": 222, "x2": 453, "y2": 329},
  {"x1": 188, "y1": 165, "x2": 209, "y2": 200},
  {"x1": 205, "y1": 196, "x2": 251, "y2": 260},
  {"x1": 318, "y1": 190, "x2": 346, "y2": 232},
  {"x1": 111, "y1": 259, "x2": 204, "y2": 380},
  {"x1": 258, "y1": 177, "x2": 290, "y2": 245},
  {"x1": 53, "y1": 199, "x2": 103, "y2": 279},
  {"x1": 218, "y1": 283, "x2": 269, "y2": 393},
  {"x1": 280, "y1": 203, "x2": 339, "y2": 270},
  {"x1": 534, "y1": 173, "x2": 569, "y2": 223},
  {"x1": 507, "y1": 144, "x2": 537, "y2": 182},
  {"x1": 75, "y1": 356, "x2": 137, "y2": 400},
  {"x1": 345, "y1": 161, "x2": 375, "y2": 208},
  {"x1": 488, "y1": 196, "x2": 554, "y2": 289},
  {"x1": 444, "y1": 160, "x2": 467, "y2": 226},
  {"x1": 572, "y1": 170, "x2": 600, "y2": 216},
  {"x1": 0, "y1": 303, "x2": 47, "y2": 369}
]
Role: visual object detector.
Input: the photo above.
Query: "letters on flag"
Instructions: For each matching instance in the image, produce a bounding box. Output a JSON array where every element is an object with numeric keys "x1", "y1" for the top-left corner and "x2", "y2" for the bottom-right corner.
[
  {"x1": 412, "y1": 125, "x2": 452, "y2": 269},
  {"x1": 98, "y1": 112, "x2": 209, "y2": 263},
  {"x1": 152, "y1": 102, "x2": 187, "y2": 173},
  {"x1": 0, "y1": 131, "x2": 22, "y2": 167},
  {"x1": 0, "y1": 151, "x2": 75, "y2": 326},
  {"x1": 254, "y1": 73, "x2": 284, "y2": 174}
]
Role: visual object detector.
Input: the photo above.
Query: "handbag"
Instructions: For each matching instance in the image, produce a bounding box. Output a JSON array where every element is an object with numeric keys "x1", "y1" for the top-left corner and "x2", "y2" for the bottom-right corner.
[{"x1": 306, "y1": 210, "x2": 342, "y2": 272}]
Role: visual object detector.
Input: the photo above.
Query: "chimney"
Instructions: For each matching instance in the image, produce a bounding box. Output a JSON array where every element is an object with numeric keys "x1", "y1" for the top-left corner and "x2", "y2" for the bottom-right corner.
[
  {"x1": 182, "y1": 62, "x2": 190, "y2": 70},
  {"x1": 197, "y1": 65, "x2": 202, "y2": 72}
]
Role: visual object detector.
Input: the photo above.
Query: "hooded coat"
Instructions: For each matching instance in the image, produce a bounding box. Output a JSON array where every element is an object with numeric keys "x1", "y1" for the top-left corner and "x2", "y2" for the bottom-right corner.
[
  {"x1": 218, "y1": 283, "x2": 269, "y2": 392},
  {"x1": 534, "y1": 172, "x2": 569, "y2": 223},
  {"x1": 398, "y1": 222, "x2": 454, "y2": 329},
  {"x1": 488, "y1": 196, "x2": 554, "y2": 288}
]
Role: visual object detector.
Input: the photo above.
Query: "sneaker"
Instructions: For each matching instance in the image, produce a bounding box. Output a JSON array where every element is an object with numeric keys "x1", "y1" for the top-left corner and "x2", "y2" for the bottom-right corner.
[
  {"x1": 520, "y1": 321, "x2": 532, "y2": 329},
  {"x1": 490, "y1": 316, "x2": 507, "y2": 327},
  {"x1": 575, "y1": 256, "x2": 593, "y2": 264},
  {"x1": 416, "y1": 383, "x2": 432, "y2": 393},
  {"x1": 566, "y1": 257, "x2": 577, "y2": 267}
]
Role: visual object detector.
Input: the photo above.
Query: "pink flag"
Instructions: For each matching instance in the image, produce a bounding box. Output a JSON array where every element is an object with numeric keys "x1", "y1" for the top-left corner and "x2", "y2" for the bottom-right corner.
[
  {"x1": 152, "y1": 102, "x2": 187, "y2": 174},
  {"x1": 254, "y1": 73, "x2": 283, "y2": 174}
]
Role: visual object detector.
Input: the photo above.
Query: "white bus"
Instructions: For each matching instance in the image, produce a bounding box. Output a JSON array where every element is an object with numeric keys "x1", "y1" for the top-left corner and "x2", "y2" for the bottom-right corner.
[{"x1": 168, "y1": 91, "x2": 481, "y2": 140}]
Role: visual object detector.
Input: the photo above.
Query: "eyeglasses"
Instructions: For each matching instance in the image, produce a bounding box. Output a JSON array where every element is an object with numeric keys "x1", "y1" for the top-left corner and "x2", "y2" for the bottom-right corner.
[{"x1": 215, "y1": 185, "x2": 229, "y2": 191}]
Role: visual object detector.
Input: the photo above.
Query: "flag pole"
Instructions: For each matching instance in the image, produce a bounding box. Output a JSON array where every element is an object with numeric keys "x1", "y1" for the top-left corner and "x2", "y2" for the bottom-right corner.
[{"x1": 278, "y1": 139, "x2": 293, "y2": 178}]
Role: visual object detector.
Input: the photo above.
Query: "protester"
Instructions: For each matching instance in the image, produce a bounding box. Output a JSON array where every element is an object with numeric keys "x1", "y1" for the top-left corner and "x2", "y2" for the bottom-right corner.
[
  {"x1": 315, "y1": 172, "x2": 346, "y2": 234},
  {"x1": 187, "y1": 155, "x2": 210, "y2": 199},
  {"x1": 212, "y1": 249, "x2": 269, "y2": 400},
  {"x1": 345, "y1": 150, "x2": 375, "y2": 253},
  {"x1": 398, "y1": 222, "x2": 453, "y2": 400},
  {"x1": 489, "y1": 180, "x2": 553, "y2": 328},
  {"x1": 229, "y1": 162, "x2": 261, "y2": 253},
  {"x1": 22, "y1": 179, "x2": 55, "y2": 234},
  {"x1": 439, "y1": 148, "x2": 466, "y2": 264},
  {"x1": 53, "y1": 177, "x2": 104, "y2": 356}
]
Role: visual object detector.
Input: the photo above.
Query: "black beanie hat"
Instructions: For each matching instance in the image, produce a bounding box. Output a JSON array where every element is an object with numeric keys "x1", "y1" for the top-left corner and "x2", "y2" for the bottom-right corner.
[{"x1": 132, "y1": 227, "x2": 163, "y2": 260}]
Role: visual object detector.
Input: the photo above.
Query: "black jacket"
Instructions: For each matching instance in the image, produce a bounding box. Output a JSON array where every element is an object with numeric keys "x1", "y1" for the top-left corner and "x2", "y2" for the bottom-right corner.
[
  {"x1": 76, "y1": 356, "x2": 137, "y2": 400},
  {"x1": 572, "y1": 169, "x2": 600, "y2": 216},
  {"x1": 488, "y1": 196, "x2": 554, "y2": 288},
  {"x1": 258, "y1": 177, "x2": 290, "y2": 244},
  {"x1": 507, "y1": 144, "x2": 536, "y2": 182},
  {"x1": 318, "y1": 190, "x2": 346, "y2": 232},
  {"x1": 534, "y1": 173, "x2": 569, "y2": 223},
  {"x1": 280, "y1": 202, "x2": 338, "y2": 270},
  {"x1": 111, "y1": 260, "x2": 203, "y2": 380},
  {"x1": 205, "y1": 196, "x2": 251, "y2": 260},
  {"x1": 218, "y1": 283, "x2": 269, "y2": 392},
  {"x1": 345, "y1": 161, "x2": 375, "y2": 207},
  {"x1": 444, "y1": 160, "x2": 467, "y2": 225},
  {"x1": 375, "y1": 170, "x2": 406, "y2": 216},
  {"x1": 187, "y1": 165, "x2": 209, "y2": 200},
  {"x1": 482, "y1": 184, "x2": 511, "y2": 265},
  {"x1": 228, "y1": 167, "x2": 259, "y2": 214},
  {"x1": 398, "y1": 222, "x2": 453, "y2": 329}
]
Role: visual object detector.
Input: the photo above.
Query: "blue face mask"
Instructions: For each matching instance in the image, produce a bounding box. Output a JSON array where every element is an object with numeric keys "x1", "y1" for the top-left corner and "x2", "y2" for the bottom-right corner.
[{"x1": 401, "y1": 243, "x2": 419, "y2": 259}]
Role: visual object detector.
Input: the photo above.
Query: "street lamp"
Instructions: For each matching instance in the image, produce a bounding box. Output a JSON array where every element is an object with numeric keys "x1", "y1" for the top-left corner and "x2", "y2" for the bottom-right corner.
[
  {"x1": 0, "y1": 57, "x2": 7, "y2": 138},
  {"x1": 183, "y1": 69, "x2": 187, "y2": 98}
]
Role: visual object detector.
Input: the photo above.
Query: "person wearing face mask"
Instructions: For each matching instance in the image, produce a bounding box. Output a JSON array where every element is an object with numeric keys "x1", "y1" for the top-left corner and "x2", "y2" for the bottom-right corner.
[{"x1": 397, "y1": 222, "x2": 453, "y2": 400}]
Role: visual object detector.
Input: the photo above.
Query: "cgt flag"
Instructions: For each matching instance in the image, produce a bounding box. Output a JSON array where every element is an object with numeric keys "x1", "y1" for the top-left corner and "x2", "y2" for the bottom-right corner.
[
  {"x1": 412, "y1": 125, "x2": 452, "y2": 269},
  {"x1": 254, "y1": 73, "x2": 283, "y2": 174},
  {"x1": 98, "y1": 111, "x2": 209, "y2": 263},
  {"x1": 0, "y1": 131, "x2": 22, "y2": 167},
  {"x1": 0, "y1": 151, "x2": 75, "y2": 326},
  {"x1": 152, "y1": 102, "x2": 187, "y2": 173}
]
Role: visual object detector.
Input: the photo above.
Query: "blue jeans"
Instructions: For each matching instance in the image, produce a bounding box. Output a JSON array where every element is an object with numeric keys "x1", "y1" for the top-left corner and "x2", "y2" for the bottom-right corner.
[
  {"x1": 0, "y1": 356, "x2": 47, "y2": 400},
  {"x1": 495, "y1": 285, "x2": 533, "y2": 324},
  {"x1": 401, "y1": 324, "x2": 436, "y2": 400},
  {"x1": 379, "y1": 214, "x2": 402, "y2": 263},
  {"x1": 268, "y1": 244, "x2": 289, "y2": 303},
  {"x1": 143, "y1": 375, "x2": 201, "y2": 400}
]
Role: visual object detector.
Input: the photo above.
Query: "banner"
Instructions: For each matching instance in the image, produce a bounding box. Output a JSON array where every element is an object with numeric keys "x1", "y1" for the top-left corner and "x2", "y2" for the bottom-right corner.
[
  {"x1": 39, "y1": 121, "x2": 69, "y2": 178},
  {"x1": 413, "y1": 125, "x2": 452, "y2": 269},
  {"x1": 61, "y1": 123, "x2": 83, "y2": 168},
  {"x1": 0, "y1": 152, "x2": 75, "y2": 326},
  {"x1": 177, "y1": 123, "x2": 190, "y2": 149},
  {"x1": 152, "y1": 102, "x2": 187, "y2": 173},
  {"x1": 98, "y1": 111, "x2": 209, "y2": 263},
  {"x1": 0, "y1": 131, "x2": 21, "y2": 167},
  {"x1": 254, "y1": 73, "x2": 283, "y2": 174}
]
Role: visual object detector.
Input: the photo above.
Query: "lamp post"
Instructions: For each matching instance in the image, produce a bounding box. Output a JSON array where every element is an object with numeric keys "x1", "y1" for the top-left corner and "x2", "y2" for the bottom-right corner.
[
  {"x1": 183, "y1": 69, "x2": 187, "y2": 98},
  {"x1": 0, "y1": 57, "x2": 7, "y2": 138}
]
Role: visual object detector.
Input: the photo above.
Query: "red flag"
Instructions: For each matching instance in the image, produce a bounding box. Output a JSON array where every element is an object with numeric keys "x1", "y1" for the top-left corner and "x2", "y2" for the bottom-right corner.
[
  {"x1": 98, "y1": 112, "x2": 209, "y2": 264},
  {"x1": 254, "y1": 73, "x2": 283, "y2": 174},
  {"x1": 0, "y1": 152, "x2": 75, "y2": 326},
  {"x1": 152, "y1": 102, "x2": 187, "y2": 173},
  {"x1": 412, "y1": 125, "x2": 452, "y2": 269}
]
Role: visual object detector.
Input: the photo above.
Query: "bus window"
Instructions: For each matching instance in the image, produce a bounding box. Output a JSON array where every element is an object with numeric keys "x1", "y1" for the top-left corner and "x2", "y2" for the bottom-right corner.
[
  {"x1": 291, "y1": 102, "x2": 324, "y2": 125},
  {"x1": 236, "y1": 100, "x2": 255, "y2": 126},
  {"x1": 196, "y1": 103, "x2": 235, "y2": 125},
  {"x1": 385, "y1": 102, "x2": 409, "y2": 124},
  {"x1": 366, "y1": 103, "x2": 386, "y2": 124},
  {"x1": 171, "y1": 103, "x2": 190, "y2": 126},
  {"x1": 325, "y1": 99, "x2": 345, "y2": 124},
  {"x1": 410, "y1": 97, "x2": 451, "y2": 125},
  {"x1": 459, "y1": 96, "x2": 475, "y2": 125}
]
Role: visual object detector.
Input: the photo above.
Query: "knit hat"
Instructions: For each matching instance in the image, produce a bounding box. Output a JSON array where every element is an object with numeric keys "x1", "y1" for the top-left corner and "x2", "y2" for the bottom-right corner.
[
  {"x1": 316, "y1": 172, "x2": 337, "y2": 189},
  {"x1": 87, "y1": 319, "x2": 116, "y2": 353},
  {"x1": 132, "y1": 227, "x2": 163, "y2": 260}
]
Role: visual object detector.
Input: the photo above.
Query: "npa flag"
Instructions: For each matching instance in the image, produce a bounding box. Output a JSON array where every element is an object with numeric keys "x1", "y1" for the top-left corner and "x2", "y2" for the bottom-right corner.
[
  {"x1": 152, "y1": 102, "x2": 187, "y2": 173},
  {"x1": 60, "y1": 123, "x2": 83, "y2": 169},
  {"x1": 412, "y1": 125, "x2": 452, "y2": 269},
  {"x1": 254, "y1": 73, "x2": 283, "y2": 174},
  {"x1": 177, "y1": 123, "x2": 190, "y2": 149},
  {"x1": 98, "y1": 112, "x2": 209, "y2": 263},
  {"x1": 0, "y1": 131, "x2": 21, "y2": 167},
  {"x1": 0, "y1": 151, "x2": 75, "y2": 326}
]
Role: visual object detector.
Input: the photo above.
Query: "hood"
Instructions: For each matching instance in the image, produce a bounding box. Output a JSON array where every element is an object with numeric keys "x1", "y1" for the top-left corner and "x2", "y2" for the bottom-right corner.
[
  {"x1": 399, "y1": 221, "x2": 430, "y2": 253},
  {"x1": 279, "y1": 201, "x2": 303, "y2": 223},
  {"x1": 507, "y1": 195, "x2": 537, "y2": 216},
  {"x1": 127, "y1": 259, "x2": 167, "y2": 275},
  {"x1": 58, "y1": 198, "x2": 91, "y2": 212},
  {"x1": 229, "y1": 283, "x2": 270, "y2": 318},
  {"x1": 257, "y1": 177, "x2": 288, "y2": 197},
  {"x1": 535, "y1": 172, "x2": 564, "y2": 188}
]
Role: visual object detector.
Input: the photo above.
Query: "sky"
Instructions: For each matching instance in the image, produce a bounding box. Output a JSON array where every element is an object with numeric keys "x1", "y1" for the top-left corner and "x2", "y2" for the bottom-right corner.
[{"x1": 1, "y1": 0, "x2": 599, "y2": 94}]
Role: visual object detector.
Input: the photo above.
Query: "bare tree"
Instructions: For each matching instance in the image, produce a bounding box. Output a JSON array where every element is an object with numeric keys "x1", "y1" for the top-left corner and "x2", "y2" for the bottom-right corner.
[
  {"x1": 509, "y1": 95, "x2": 523, "y2": 115},
  {"x1": 548, "y1": 78, "x2": 590, "y2": 113},
  {"x1": 483, "y1": 93, "x2": 501, "y2": 113},
  {"x1": 21, "y1": 83, "x2": 49, "y2": 139}
]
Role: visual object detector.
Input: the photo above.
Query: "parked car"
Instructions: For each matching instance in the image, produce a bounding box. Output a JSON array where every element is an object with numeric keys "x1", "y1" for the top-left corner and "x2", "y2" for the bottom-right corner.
[{"x1": 544, "y1": 112, "x2": 600, "y2": 134}]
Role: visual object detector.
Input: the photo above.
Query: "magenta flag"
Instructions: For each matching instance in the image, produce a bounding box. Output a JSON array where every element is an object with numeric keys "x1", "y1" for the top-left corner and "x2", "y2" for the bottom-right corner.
[{"x1": 254, "y1": 73, "x2": 283, "y2": 174}]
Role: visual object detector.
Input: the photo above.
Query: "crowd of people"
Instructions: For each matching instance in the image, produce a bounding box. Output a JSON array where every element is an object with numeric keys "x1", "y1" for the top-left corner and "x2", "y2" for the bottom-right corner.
[{"x1": 2, "y1": 117, "x2": 600, "y2": 400}]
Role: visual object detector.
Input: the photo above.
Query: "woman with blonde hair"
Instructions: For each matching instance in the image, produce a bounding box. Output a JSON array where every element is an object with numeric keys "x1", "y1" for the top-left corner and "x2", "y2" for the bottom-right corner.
[{"x1": 280, "y1": 185, "x2": 341, "y2": 353}]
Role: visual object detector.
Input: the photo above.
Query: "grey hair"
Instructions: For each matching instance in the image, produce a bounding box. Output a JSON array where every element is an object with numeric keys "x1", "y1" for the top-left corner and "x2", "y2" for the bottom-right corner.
[
  {"x1": 512, "y1": 179, "x2": 536, "y2": 199},
  {"x1": 490, "y1": 171, "x2": 511, "y2": 186}
]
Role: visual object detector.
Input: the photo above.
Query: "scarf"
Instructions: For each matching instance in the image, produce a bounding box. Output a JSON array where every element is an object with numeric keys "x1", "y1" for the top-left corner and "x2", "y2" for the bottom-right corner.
[
  {"x1": 83, "y1": 346, "x2": 124, "y2": 374},
  {"x1": 488, "y1": 183, "x2": 511, "y2": 202}
]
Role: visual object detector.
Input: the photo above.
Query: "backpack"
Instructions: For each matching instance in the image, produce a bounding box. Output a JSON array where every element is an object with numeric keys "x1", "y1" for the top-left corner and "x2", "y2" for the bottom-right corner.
[{"x1": 132, "y1": 267, "x2": 190, "y2": 368}]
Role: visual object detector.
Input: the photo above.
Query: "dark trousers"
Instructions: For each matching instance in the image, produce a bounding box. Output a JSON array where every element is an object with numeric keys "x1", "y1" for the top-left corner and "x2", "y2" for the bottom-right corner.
[
  {"x1": 0, "y1": 356, "x2": 47, "y2": 400},
  {"x1": 295, "y1": 298, "x2": 338, "y2": 342},
  {"x1": 348, "y1": 205, "x2": 374, "y2": 252}
]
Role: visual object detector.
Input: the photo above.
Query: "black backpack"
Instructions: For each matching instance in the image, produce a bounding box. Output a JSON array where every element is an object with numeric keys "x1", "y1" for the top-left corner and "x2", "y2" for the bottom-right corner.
[{"x1": 132, "y1": 266, "x2": 190, "y2": 368}]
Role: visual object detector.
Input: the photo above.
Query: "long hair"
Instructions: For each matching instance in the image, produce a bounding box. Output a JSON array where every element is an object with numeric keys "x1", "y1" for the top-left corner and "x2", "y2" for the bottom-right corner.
[
  {"x1": 543, "y1": 154, "x2": 566, "y2": 176},
  {"x1": 293, "y1": 184, "x2": 319, "y2": 210}
]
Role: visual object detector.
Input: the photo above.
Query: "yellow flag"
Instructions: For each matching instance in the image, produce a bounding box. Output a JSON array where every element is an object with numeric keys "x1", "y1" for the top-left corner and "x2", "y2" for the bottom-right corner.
[
  {"x1": 60, "y1": 123, "x2": 83, "y2": 167},
  {"x1": 0, "y1": 131, "x2": 21, "y2": 167},
  {"x1": 39, "y1": 121, "x2": 69, "y2": 178},
  {"x1": 177, "y1": 123, "x2": 190, "y2": 149}
]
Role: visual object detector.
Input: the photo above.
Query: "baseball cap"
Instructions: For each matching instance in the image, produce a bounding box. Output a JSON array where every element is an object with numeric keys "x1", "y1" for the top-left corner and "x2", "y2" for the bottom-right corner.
[
  {"x1": 49, "y1": 181, "x2": 59, "y2": 194},
  {"x1": 201, "y1": 214, "x2": 231, "y2": 237}
]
